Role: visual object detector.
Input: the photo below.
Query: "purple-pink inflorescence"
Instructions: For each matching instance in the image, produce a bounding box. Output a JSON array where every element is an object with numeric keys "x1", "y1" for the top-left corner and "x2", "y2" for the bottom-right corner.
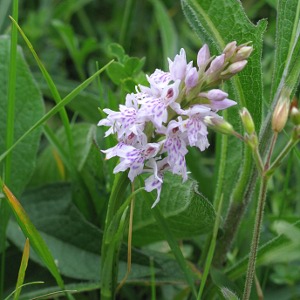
[{"x1": 98, "y1": 42, "x2": 253, "y2": 207}]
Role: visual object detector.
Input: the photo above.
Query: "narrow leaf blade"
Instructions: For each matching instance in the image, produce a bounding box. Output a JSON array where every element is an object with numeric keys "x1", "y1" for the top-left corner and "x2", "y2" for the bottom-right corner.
[{"x1": 2, "y1": 184, "x2": 65, "y2": 289}]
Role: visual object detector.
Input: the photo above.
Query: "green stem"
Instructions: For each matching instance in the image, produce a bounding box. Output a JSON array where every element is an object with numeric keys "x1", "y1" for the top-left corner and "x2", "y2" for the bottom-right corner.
[
  {"x1": 149, "y1": 193, "x2": 197, "y2": 299},
  {"x1": 100, "y1": 172, "x2": 130, "y2": 300},
  {"x1": 252, "y1": 146, "x2": 264, "y2": 175},
  {"x1": 197, "y1": 194, "x2": 223, "y2": 300},
  {"x1": 213, "y1": 145, "x2": 253, "y2": 266},
  {"x1": 267, "y1": 138, "x2": 299, "y2": 175},
  {"x1": 0, "y1": 1, "x2": 18, "y2": 298},
  {"x1": 242, "y1": 176, "x2": 269, "y2": 300},
  {"x1": 5, "y1": 0, "x2": 18, "y2": 184}
]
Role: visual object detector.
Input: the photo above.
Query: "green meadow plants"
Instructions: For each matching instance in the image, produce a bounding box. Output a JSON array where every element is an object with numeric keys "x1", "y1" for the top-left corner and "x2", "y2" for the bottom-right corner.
[{"x1": 0, "y1": 0, "x2": 300, "y2": 299}]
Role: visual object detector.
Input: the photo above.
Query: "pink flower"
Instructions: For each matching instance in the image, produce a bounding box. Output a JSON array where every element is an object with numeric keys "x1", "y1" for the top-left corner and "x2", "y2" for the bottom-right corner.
[
  {"x1": 113, "y1": 143, "x2": 160, "y2": 181},
  {"x1": 163, "y1": 120, "x2": 188, "y2": 180},
  {"x1": 144, "y1": 157, "x2": 170, "y2": 207}
]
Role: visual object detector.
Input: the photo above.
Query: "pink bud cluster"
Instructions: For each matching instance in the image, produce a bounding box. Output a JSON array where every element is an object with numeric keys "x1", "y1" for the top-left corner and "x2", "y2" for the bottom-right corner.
[{"x1": 99, "y1": 42, "x2": 253, "y2": 207}]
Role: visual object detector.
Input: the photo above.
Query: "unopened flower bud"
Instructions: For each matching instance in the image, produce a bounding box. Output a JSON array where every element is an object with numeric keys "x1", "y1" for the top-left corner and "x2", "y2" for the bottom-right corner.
[
  {"x1": 240, "y1": 107, "x2": 255, "y2": 135},
  {"x1": 206, "y1": 89, "x2": 228, "y2": 101},
  {"x1": 223, "y1": 41, "x2": 237, "y2": 60},
  {"x1": 272, "y1": 88, "x2": 291, "y2": 133},
  {"x1": 221, "y1": 60, "x2": 247, "y2": 76},
  {"x1": 197, "y1": 44, "x2": 210, "y2": 70},
  {"x1": 291, "y1": 107, "x2": 300, "y2": 125},
  {"x1": 232, "y1": 46, "x2": 253, "y2": 62},
  {"x1": 206, "y1": 54, "x2": 225, "y2": 75},
  {"x1": 204, "y1": 116, "x2": 234, "y2": 135},
  {"x1": 185, "y1": 67, "x2": 198, "y2": 88}
]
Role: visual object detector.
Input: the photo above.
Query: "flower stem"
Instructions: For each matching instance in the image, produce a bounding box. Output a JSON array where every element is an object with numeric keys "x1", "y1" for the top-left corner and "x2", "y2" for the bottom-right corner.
[
  {"x1": 267, "y1": 138, "x2": 299, "y2": 175},
  {"x1": 242, "y1": 175, "x2": 268, "y2": 300},
  {"x1": 100, "y1": 172, "x2": 130, "y2": 300}
]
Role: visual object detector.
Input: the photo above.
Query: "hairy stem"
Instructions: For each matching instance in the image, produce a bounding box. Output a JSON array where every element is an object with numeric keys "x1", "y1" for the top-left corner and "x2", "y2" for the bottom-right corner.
[{"x1": 242, "y1": 175, "x2": 268, "y2": 300}]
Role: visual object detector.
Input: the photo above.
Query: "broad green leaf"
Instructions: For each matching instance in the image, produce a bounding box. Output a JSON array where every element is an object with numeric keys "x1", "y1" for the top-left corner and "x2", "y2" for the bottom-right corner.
[
  {"x1": 0, "y1": 55, "x2": 113, "y2": 165},
  {"x1": 7, "y1": 183, "x2": 188, "y2": 284},
  {"x1": 270, "y1": 0, "x2": 300, "y2": 103},
  {"x1": 106, "y1": 62, "x2": 128, "y2": 85},
  {"x1": 181, "y1": 0, "x2": 266, "y2": 218},
  {"x1": 0, "y1": 35, "x2": 44, "y2": 197},
  {"x1": 29, "y1": 124, "x2": 107, "y2": 220},
  {"x1": 132, "y1": 173, "x2": 216, "y2": 246},
  {"x1": 107, "y1": 43, "x2": 126, "y2": 63},
  {"x1": 181, "y1": 0, "x2": 267, "y2": 125},
  {"x1": 2, "y1": 184, "x2": 64, "y2": 288}
]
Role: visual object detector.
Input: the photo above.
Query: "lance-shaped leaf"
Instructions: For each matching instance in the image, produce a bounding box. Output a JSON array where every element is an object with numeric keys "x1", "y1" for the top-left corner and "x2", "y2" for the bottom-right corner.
[
  {"x1": 0, "y1": 35, "x2": 44, "y2": 197},
  {"x1": 132, "y1": 173, "x2": 216, "y2": 246},
  {"x1": 13, "y1": 238, "x2": 30, "y2": 300},
  {"x1": 270, "y1": 0, "x2": 300, "y2": 103},
  {"x1": 2, "y1": 183, "x2": 65, "y2": 289},
  {"x1": 181, "y1": 0, "x2": 267, "y2": 220}
]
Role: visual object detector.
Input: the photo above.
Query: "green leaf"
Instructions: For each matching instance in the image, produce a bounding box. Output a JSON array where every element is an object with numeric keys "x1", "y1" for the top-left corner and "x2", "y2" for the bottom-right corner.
[
  {"x1": 221, "y1": 287, "x2": 240, "y2": 300},
  {"x1": 2, "y1": 184, "x2": 64, "y2": 289},
  {"x1": 29, "y1": 124, "x2": 107, "y2": 220},
  {"x1": 107, "y1": 43, "x2": 126, "y2": 63},
  {"x1": 7, "y1": 183, "x2": 189, "y2": 284},
  {"x1": 14, "y1": 238, "x2": 30, "y2": 300},
  {"x1": 180, "y1": 0, "x2": 267, "y2": 245},
  {"x1": 132, "y1": 173, "x2": 216, "y2": 246},
  {"x1": 226, "y1": 220, "x2": 300, "y2": 280},
  {"x1": 181, "y1": 0, "x2": 267, "y2": 125},
  {"x1": 106, "y1": 62, "x2": 128, "y2": 84},
  {"x1": 0, "y1": 35, "x2": 44, "y2": 197},
  {"x1": 270, "y1": 0, "x2": 300, "y2": 103}
]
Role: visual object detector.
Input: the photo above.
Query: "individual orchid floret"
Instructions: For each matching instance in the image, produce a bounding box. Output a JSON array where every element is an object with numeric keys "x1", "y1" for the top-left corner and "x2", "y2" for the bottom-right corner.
[
  {"x1": 138, "y1": 80, "x2": 181, "y2": 128},
  {"x1": 98, "y1": 108, "x2": 120, "y2": 137},
  {"x1": 98, "y1": 93, "x2": 145, "y2": 140},
  {"x1": 168, "y1": 48, "x2": 189, "y2": 80},
  {"x1": 147, "y1": 69, "x2": 171, "y2": 91},
  {"x1": 113, "y1": 143, "x2": 161, "y2": 181},
  {"x1": 182, "y1": 105, "x2": 211, "y2": 151},
  {"x1": 144, "y1": 157, "x2": 170, "y2": 208},
  {"x1": 163, "y1": 119, "x2": 188, "y2": 181}
]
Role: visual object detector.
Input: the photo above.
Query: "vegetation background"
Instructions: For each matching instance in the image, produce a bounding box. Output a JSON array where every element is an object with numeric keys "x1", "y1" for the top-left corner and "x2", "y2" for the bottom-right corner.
[{"x1": 0, "y1": 0, "x2": 299, "y2": 299}]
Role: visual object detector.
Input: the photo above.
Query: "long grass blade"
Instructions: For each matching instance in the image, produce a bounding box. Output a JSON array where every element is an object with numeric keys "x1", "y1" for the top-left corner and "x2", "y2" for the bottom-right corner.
[
  {"x1": 13, "y1": 238, "x2": 30, "y2": 300},
  {"x1": 0, "y1": 180, "x2": 64, "y2": 289},
  {"x1": 0, "y1": 59, "x2": 113, "y2": 164},
  {"x1": 10, "y1": 16, "x2": 75, "y2": 165},
  {"x1": 0, "y1": 1, "x2": 19, "y2": 298},
  {"x1": 4, "y1": 282, "x2": 44, "y2": 300}
]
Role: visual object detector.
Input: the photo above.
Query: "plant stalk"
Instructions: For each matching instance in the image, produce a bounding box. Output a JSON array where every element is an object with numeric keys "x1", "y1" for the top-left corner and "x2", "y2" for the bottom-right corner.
[{"x1": 242, "y1": 175, "x2": 268, "y2": 300}]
